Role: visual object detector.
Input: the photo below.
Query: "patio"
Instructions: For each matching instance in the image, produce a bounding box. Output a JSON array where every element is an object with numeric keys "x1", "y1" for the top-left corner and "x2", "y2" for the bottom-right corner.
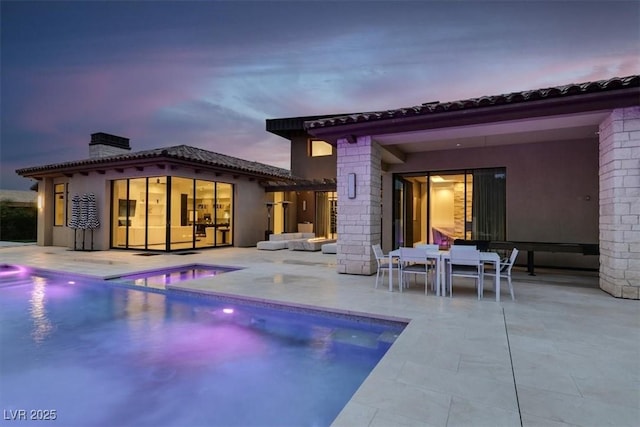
[{"x1": 1, "y1": 244, "x2": 638, "y2": 426}]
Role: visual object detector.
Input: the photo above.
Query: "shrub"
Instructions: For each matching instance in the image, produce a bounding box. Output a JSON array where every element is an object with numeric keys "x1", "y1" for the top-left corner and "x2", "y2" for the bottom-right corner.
[{"x1": 0, "y1": 200, "x2": 37, "y2": 242}]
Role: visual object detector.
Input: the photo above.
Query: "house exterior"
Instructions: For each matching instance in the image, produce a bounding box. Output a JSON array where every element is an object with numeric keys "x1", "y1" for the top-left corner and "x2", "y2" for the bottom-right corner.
[
  {"x1": 15, "y1": 75, "x2": 639, "y2": 298},
  {"x1": 269, "y1": 75, "x2": 640, "y2": 299},
  {"x1": 16, "y1": 133, "x2": 296, "y2": 252}
]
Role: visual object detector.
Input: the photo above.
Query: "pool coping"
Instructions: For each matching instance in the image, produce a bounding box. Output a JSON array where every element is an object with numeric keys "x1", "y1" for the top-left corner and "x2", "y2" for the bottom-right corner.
[
  {"x1": 101, "y1": 262, "x2": 246, "y2": 280},
  {"x1": 166, "y1": 284, "x2": 411, "y2": 327}
]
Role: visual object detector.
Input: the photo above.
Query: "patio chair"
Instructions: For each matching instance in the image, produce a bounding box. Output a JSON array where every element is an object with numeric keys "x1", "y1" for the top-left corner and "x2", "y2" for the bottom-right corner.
[
  {"x1": 484, "y1": 248, "x2": 518, "y2": 300},
  {"x1": 450, "y1": 243, "x2": 477, "y2": 251},
  {"x1": 414, "y1": 243, "x2": 440, "y2": 251},
  {"x1": 399, "y1": 247, "x2": 435, "y2": 294},
  {"x1": 447, "y1": 247, "x2": 483, "y2": 299},
  {"x1": 372, "y1": 244, "x2": 399, "y2": 290}
]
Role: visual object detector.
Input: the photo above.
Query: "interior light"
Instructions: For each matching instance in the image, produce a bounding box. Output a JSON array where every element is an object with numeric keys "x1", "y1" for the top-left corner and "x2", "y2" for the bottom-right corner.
[
  {"x1": 431, "y1": 176, "x2": 445, "y2": 183},
  {"x1": 222, "y1": 308, "x2": 234, "y2": 314}
]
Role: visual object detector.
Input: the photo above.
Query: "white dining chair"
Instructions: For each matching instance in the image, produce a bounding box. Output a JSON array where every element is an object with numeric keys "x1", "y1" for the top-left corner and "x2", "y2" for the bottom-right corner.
[
  {"x1": 399, "y1": 247, "x2": 434, "y2": 294},
  {"x1": 450, "y1": 243, "x2": 477, "y2": 251},
  {"x1": 372, "y1": 244, "x2": 399, "y2": 290},
  {"x1": 447, "y1": 247, "x2": 483, "y2": 299},
  {"x1": 414, "y1": 243, "x2": 440, "y2": 251},
  {"x1": 484, "y1": 248, "x2": 518, "y2": 300}
]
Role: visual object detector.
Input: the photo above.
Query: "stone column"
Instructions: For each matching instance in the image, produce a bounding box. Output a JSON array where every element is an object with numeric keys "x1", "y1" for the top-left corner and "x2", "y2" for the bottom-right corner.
[
  {"x1": 336, "y1": 135, "x2": 381, "y2": 275},
  {"x1": 599, "y1": 106, "x2": 640, "y2": 299}
]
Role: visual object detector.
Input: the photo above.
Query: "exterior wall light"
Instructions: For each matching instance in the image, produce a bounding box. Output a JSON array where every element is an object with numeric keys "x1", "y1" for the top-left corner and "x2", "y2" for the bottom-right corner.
[{"x1": 348, "y1": 173, "x2": 356, "y2": 199}]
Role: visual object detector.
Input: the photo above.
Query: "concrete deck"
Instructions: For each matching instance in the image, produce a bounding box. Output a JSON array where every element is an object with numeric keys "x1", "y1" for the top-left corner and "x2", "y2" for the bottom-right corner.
[{"x1": 1, "y1": 244, "x2": 638, "y2": 426}]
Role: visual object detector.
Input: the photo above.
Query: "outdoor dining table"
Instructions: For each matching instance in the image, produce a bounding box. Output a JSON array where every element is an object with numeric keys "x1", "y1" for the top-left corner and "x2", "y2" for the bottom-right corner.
[
  {"x1": 387, "y1": 248, "x2": 443, "y2": 296},
  {"x1": 388, "y1": 248, "x2": 502, "y2": 301},
  {"x1": 441, "y1": 250, "x2": 502, "y2": 301}
]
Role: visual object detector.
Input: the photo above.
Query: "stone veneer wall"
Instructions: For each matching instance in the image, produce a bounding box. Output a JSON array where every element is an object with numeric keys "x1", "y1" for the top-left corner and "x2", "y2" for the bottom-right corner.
[
  {"x1": 599, "y1": 106, "x2": 640, "y2": 299},
  {"x1": 336, "y1": 135, "x2": 381, "y2": 275}
]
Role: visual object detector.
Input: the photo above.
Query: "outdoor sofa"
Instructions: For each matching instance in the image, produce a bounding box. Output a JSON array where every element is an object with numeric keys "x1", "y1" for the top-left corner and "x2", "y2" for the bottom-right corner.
[
  {"x1": 256, "y1": 232, "x2": 315, "y2": 250},
  {"x1": 288, "y1": 238, "x2": 336, "y2": 252}
]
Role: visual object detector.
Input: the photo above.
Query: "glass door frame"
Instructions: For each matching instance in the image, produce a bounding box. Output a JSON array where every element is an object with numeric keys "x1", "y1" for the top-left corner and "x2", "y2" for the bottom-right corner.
[{"x1": 392, "y1": 168, "x2": 506, "y2": 249}]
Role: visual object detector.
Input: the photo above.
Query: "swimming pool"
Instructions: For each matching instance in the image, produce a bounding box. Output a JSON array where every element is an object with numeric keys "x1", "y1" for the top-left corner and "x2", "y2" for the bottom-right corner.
[
  {"x1": 0, "y1": 266, "x2": 405, "y2": 426},
  {"x1": 106, "y1": 264, "x2": 242, "y2": 289}
]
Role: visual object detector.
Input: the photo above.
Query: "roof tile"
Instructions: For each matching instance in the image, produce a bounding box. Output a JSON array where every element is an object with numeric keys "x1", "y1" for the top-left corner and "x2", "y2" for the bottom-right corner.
[
  {"x1": 16, "y1": 144, "x2": 293, "y2": 180},
  {"x1": 305, "y1": 75, "x2": 639, "y2": 130}
]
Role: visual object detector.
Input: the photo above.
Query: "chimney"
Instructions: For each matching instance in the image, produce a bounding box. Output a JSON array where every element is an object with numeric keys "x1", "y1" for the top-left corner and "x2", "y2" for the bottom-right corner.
[{"x1": 89, "y1": 132, "x2": 131, "y2": 158}]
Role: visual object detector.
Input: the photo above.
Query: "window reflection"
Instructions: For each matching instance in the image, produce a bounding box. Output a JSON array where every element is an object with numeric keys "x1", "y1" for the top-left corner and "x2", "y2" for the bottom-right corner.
[{"x1": 29, "y1": 276, "x2": 52, "y2": 344}]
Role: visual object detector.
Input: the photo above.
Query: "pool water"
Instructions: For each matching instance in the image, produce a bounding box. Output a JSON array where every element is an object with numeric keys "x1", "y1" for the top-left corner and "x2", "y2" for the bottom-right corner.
[
  {"x1": 0, "y1": 267, "x2": 405, "y2": 427},
  {"x1": 107, "y1": 264, "x2": 241, "y2": 289}
]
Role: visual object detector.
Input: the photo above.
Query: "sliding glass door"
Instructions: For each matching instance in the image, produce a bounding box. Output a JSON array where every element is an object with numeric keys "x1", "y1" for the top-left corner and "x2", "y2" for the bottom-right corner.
[
  {"x1": 315, "y1": 191, "x2": 337, "y2": 239},
  {"x1": 111, "y1": 176, "x2": 233, "y2": 251},
  {"x1": 394, "y1": 168, "x2": 506, "y2": 248}
]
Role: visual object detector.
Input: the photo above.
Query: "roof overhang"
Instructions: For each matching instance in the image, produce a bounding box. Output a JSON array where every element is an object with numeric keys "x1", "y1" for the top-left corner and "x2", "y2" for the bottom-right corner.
[
  {"x1": 305, "y1": 85, "x2": 639, "y2": 165},
  {"x1": 306, "y1": 88, "x2": 639, "y2": 142},
  {"x1": 263, "y1": 178, "x2": 337, "y2": 192},
  {"x1": 16, "y1": 151, "x2": 295, "y2": 183},
  {"x1": 266, "y1": 114, "x2": 349, "y2": 138}
]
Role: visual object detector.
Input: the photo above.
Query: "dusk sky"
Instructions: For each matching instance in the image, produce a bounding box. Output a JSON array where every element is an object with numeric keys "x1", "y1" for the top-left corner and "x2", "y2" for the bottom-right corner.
[{"x1": 1, "y1": 1, "x2": 639, "y2": 190}]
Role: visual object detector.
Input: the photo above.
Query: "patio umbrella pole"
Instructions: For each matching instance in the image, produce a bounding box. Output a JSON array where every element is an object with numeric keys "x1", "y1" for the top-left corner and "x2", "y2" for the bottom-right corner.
[
  {"x1": 87, "y1": 193, "x2": 99, "y2": 252},
  {"x1": 79, "y1": 193, "x2": 89, "y2": 251},
  {"x1": 69, "y1": 194, "x2": 81, "y2": 251}
]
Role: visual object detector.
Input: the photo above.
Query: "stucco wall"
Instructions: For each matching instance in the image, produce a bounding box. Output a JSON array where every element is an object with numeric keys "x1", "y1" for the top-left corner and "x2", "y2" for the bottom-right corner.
[
  {"x1": 233, "y1": 180, "x2": 271, "y2": 246},
  {"x1": 290, "y1": 135, "x2": 337, "y2": 180},
  {"x1": 39, "y1": 166, "x2": 269, "y2": 250},
  {"x1": 382, "y1": 137, "x2": 599, "y2": 269}
]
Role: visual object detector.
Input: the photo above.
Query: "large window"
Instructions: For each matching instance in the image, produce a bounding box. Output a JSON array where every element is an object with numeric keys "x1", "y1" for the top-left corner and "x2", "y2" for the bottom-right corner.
[
  {"x1": 53, "y1": 183, "x2": 66, "y2": 226},
  {"x1": 111, "y1": 176, "x2": 232, "y2": 251}
]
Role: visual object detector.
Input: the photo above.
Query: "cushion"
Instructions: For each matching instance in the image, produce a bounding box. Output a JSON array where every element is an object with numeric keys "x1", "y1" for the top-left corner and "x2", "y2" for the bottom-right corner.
[{"x1": 257, "y1": 240, "x2": 288, "y2": 250}]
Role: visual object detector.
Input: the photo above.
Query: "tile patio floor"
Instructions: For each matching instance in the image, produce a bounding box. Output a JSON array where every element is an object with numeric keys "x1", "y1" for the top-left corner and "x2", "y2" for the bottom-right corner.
[{"x1": 1, "y1": 244, "x2": 638, "y2": 427}]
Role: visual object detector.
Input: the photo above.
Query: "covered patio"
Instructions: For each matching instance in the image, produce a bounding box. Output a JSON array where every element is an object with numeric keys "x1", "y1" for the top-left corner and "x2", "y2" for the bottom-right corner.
[{"x1": 304, "y1": 75, "x2": 639, "y2": 299}]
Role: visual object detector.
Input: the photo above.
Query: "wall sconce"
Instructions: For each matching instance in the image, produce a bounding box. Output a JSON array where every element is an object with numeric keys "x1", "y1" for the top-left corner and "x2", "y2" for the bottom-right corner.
[
  {"x1": 37, "y1": 194, "x2": 43, "y2": 210},
  {"x1": 348, "y1": 173, "x2": 356, "y2": 199},
  {"x1": 345, "y1": 134, "x2": 357, "y2": 144},
  {"x1": 302, "y1": 200, "x2": 307, "y2": 211}
]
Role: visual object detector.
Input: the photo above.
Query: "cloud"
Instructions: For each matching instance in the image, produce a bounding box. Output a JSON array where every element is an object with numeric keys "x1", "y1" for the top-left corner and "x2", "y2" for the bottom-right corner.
[{"x1": 2, "y1": 0, "x2": 639, "y2": 190}]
